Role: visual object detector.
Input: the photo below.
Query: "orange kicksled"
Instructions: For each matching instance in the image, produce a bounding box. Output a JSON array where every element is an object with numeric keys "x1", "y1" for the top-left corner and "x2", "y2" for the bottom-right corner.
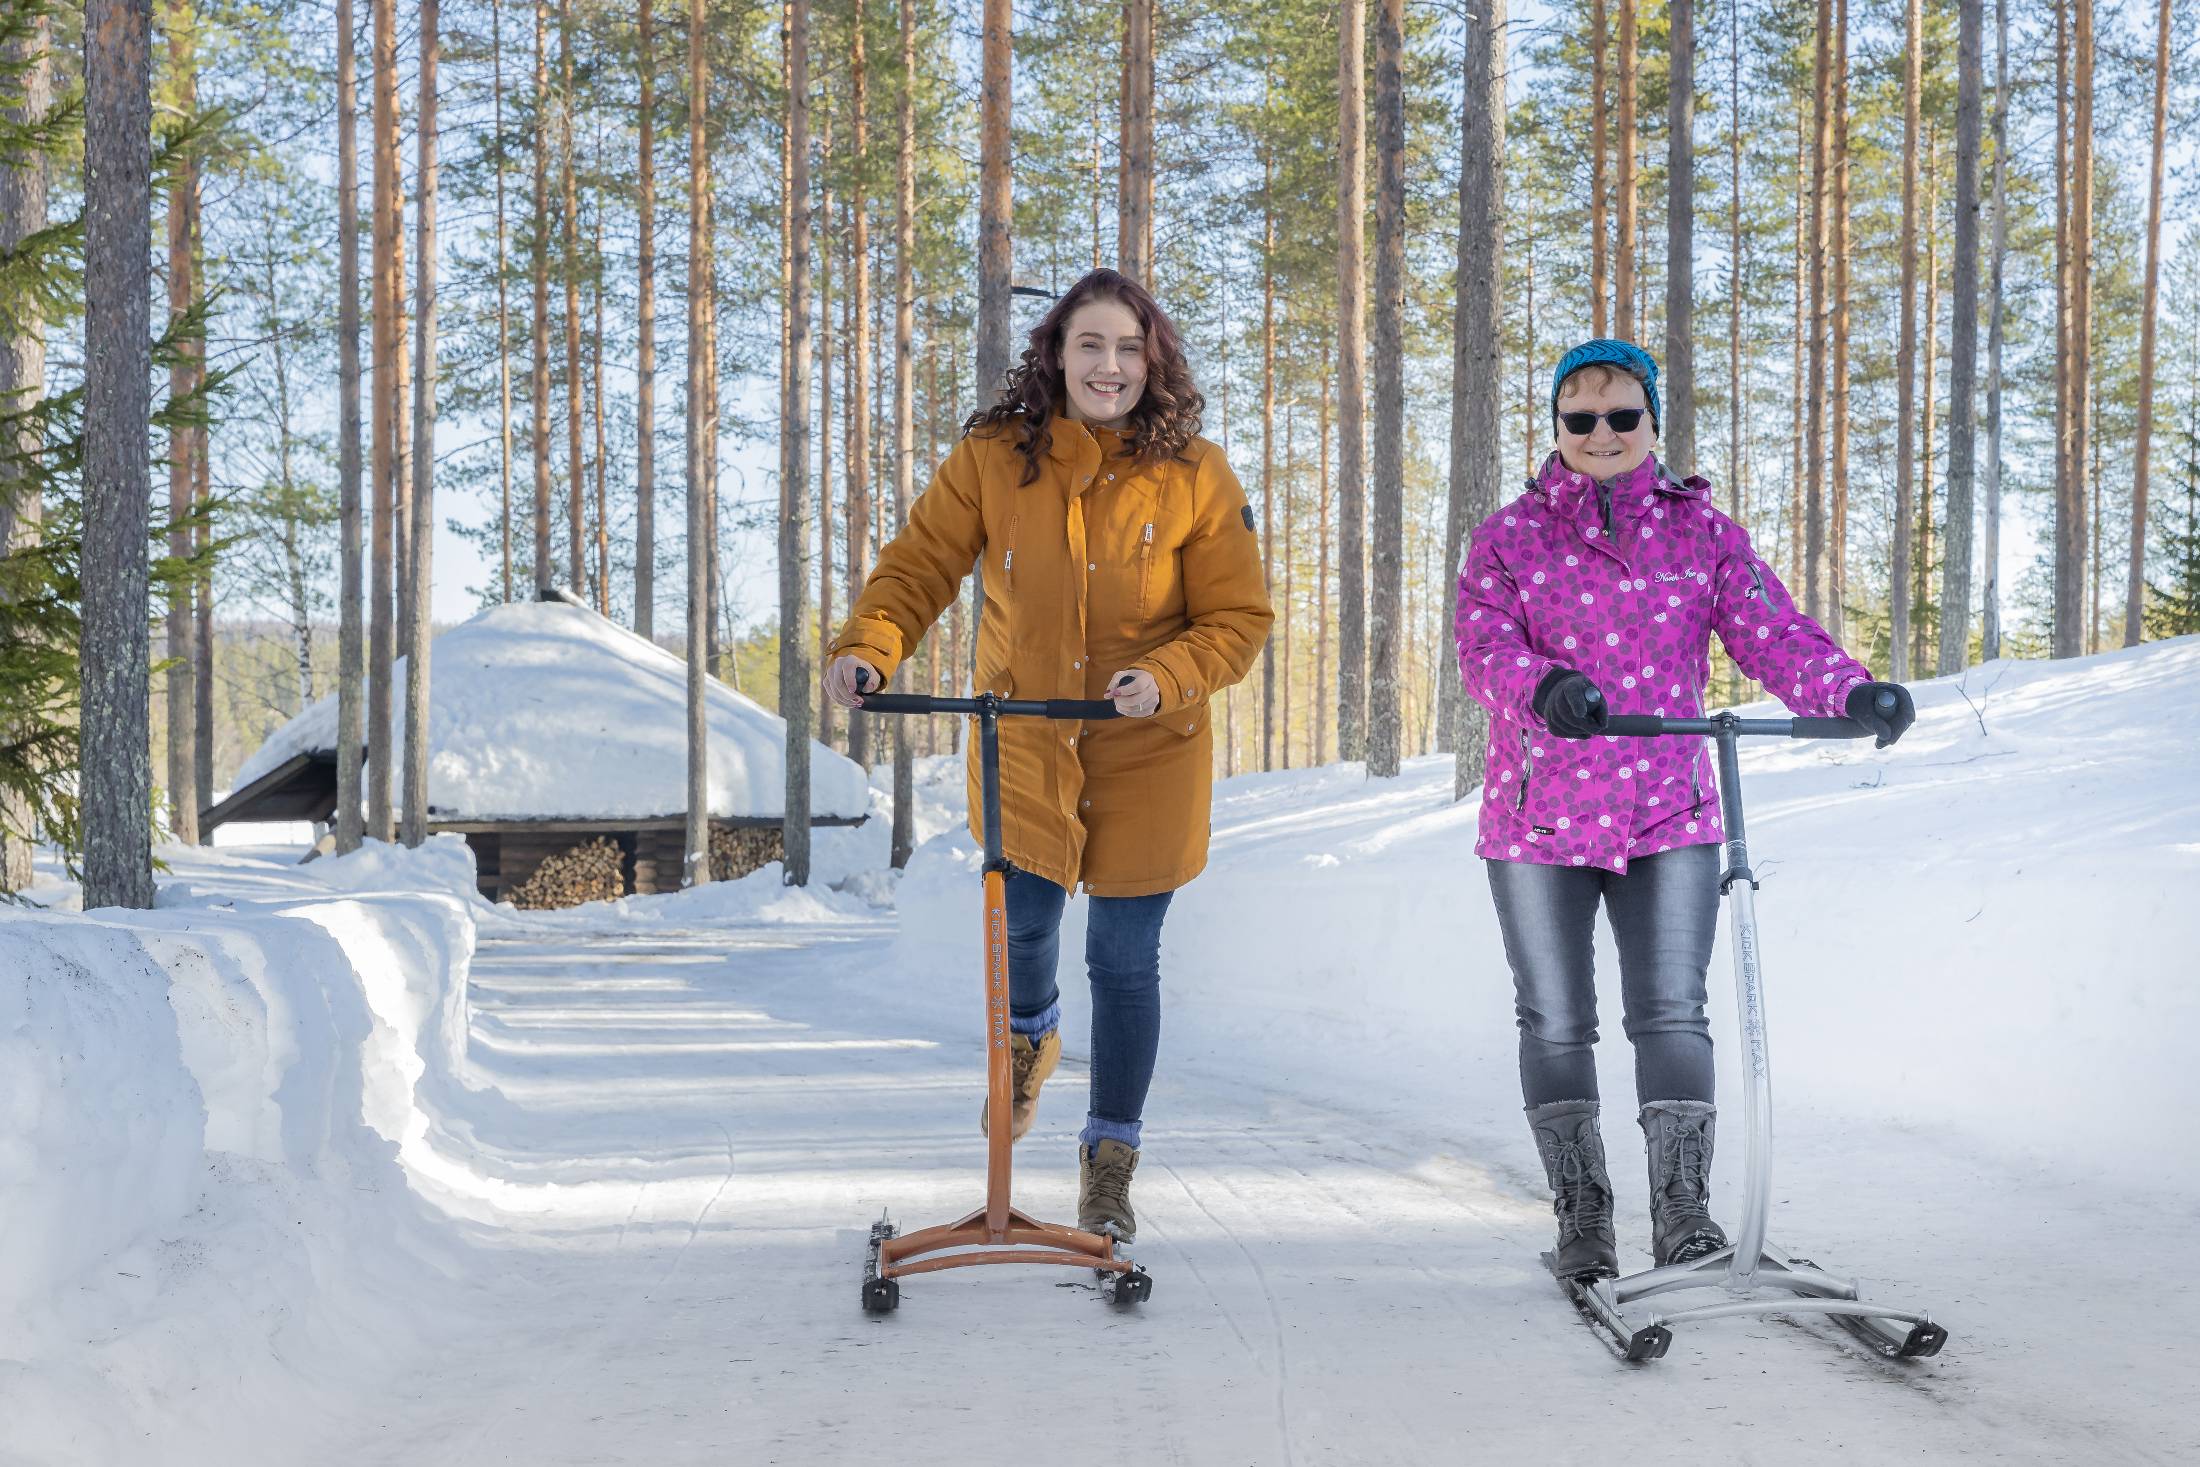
[{"x1": 852, "y1": 691, "x2": 1152, "y2": 1312}]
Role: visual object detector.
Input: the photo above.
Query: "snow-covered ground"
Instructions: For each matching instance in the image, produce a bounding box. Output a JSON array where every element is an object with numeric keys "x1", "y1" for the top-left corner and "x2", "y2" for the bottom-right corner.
[{"x1": 3, "y1": 640, "x2": 2197, "y2": 1464}]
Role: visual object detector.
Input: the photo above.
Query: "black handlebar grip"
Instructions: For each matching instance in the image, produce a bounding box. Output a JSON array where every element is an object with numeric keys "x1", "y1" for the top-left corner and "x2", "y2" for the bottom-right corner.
[
  {"x1": 1791, "y1": 716, "x2": 1876, "y2": 739},
  {"x1": 1601, "y1": 714, "x2": 1665, "y2": 736},
  {"x1": 1874, "y1": 687, "x2": 1899, "y2": 717},
  {"x1": 1046, "y1": 699, "x2": 1122, "y2": 721},
  {"x1": 852, "y1": 693, "x2": 933, "y2": 715}
]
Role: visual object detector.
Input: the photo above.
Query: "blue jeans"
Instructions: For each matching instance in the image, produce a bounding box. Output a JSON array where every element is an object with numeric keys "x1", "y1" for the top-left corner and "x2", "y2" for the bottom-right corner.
[
  {"x1": 1004, "y1": 868, "x2": 1174, "y2": 1151},
  {"x1": 1484, "y1": 845, "x2": 1721, "y2": 1109}
]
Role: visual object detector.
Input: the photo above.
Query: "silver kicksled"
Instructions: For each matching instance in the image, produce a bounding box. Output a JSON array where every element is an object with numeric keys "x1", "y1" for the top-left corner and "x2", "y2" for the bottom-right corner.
[{"x1": 1545, "y1": 702, "x2": 1950, "y2": 1366}]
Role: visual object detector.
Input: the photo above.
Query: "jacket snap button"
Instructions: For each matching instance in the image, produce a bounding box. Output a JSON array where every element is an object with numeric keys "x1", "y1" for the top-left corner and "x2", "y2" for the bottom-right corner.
[
  {"x1": 1088, "y1": 562, "x2": 1097, "y2": 571},
  {"x1": 1072, "y1": 660, "x2": 1081, "y2": 669}
]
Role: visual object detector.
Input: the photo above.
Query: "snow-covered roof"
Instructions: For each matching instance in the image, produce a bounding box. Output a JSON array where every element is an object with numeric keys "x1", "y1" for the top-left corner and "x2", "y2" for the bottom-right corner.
[{"x1": 232, "y1": 597, "x2": 871, "y2": 823}]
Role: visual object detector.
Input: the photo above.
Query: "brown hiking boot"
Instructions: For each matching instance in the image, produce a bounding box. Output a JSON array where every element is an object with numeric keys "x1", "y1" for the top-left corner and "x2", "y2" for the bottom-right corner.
[
  {"x1": 1078, "y1": 1139, "x2": 1140, "y2": 1243},
  {"x1": 978, "y1": 1027, "x2": 1060, "y2": 1142}
]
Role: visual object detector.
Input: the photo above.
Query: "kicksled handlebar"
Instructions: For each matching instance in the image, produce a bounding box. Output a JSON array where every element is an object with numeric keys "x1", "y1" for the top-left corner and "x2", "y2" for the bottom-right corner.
[
  {"x1": 852, "y1": 692, "x2": 1121, "y2": 722},
  {"x1": 1581, "y1": 687, "x2": 1895, "y2": 741}
]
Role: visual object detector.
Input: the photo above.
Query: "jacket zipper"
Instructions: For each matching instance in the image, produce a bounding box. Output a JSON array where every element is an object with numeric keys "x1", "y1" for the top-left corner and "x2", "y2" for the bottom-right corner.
[
  {"x1": 1139, "y1": 521, "x2": 1154, "y2": 618},
  {"x1": 1745, "y1": 557, "x2": 1768, "y2": 601},
  {"x1": 1002, "y1": 515, "x2": 1018, "y2": 588},
  {"x1": 1515, "y1": 726, "x2": 1532, "y2": 811}
]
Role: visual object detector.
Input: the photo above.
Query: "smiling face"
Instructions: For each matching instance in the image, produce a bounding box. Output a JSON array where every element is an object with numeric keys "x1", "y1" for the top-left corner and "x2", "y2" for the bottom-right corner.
[
  {"x1": 1058, "y1": 297, "x2": 1149, "y2": 428},
  {"x1": 1554, "y1": 366, "x2": 1655, "y2": 480}
]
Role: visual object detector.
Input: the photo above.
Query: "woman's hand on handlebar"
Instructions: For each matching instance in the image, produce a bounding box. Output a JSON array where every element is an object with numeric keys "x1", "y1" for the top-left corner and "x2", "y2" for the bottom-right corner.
[
  {"x1": 824, "y1": 654, "x2": 882, "y2": 710},
  {"x1": 1534, "y1": 668, "x2": 1611, "y2": 740},
  {"x1": 1105, "y1": 668, "x2": 1161, "y2": 718},
  {"x1": 1844, "y1": 680, "x2": 1915, "y2": 748}
]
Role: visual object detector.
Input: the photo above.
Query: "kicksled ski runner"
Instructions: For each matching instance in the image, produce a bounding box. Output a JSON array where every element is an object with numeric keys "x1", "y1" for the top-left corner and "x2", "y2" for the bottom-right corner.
[
  {"x1": 1456, "y1": 340, "x2": 1945, "y2": 1362},
  {"x1": 824, "y1": 269, "x2": 1273, "y2": 1309}
]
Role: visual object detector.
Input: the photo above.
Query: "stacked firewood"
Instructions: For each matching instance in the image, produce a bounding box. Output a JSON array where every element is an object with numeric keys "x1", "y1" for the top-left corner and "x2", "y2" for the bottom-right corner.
[
  {"x1": 710, "y1": 826, "x2": 784, "y2": 882},
  {"x1": 508, "y1": 837, "x2": 626, "y2": 910}
]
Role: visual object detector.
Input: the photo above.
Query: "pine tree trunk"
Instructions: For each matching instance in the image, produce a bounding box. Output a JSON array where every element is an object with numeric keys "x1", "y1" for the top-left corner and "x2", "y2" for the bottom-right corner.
[
  {"x1": 1260, "y1": 155, "x2": 1276, "y2": 772},
  {"x1": 635, "y1": 0, "x2": 656, "y2": 637},
  {"x1": 1318, "y1": 368, "x2": 1331, "y2": 765},
  {"x1": 975, "y1": 0, "x2": 1011, "y2": 402},
  {"x1": 1282, "y1": 405, "x2": 1294, "y2": 766},
  {"x1": 494, "y1": 0, "x2": 512, "y2": 604},
  {"x1": 1982, "y1": 0, "x2": 2007, "y2": 660},
  {"x1": 1918, "y1": 130, "x2": 1938, "y2": 674},
  {"x1": 1803, "y1": 0, "x2": 1830, "y2": 622},
  {"x1": 1726, "y1": 0, "x2": 1742, "y2": 527},
  {"x1": 781, "y1": 0, "x2": 815, "y2": 885},
  {"x1": 2058, "y1": 0, "x2": 2093, "y2": 659},
  {"x1": 1366, "y1": 0, "x2": 1404, "y2": 779},
  {"x1": 686, "y1": 0, "x2": 715, "y2": 886},
  {"x1": 592, "y1": 181, "x2": 608, "y2": 613},
  {"x1": 1893, "y1": 0, "x2": 1920, "y2": 681},
  {"x1": 369, "y1": 0, "x2": 399, "y2": 840},
  {"x1": 816, "y1": 108, "x2": 835, "y2": 747},
  {"x1": 1940, "y1": 0, "x2": 1982, "y2": 672},
  {"x1": 1447, "y1": 0, "x2": 1504, "y2": 800},
  {"x1": 1664, "y1": 0, "x2": 1694, "y2": 474},
  {"x1": 531, "y1": 0, "x2": 551, "y2": 593},
  {"x1": 561, "y1": 0, "x2": 584, "y2": 595},
  {"x1": 81, "y1": 0, "x2": 156, "y2": 910},
  {"x1": 846, "y1": 0, "x2": 872, "y2": 770},
  {"x1": 890, "y1": 0, "x2": 915, "y2": 867},
  {"x1": 1118, "y1": 0, "x2": 1153, "y2": 283},
  {"x1": 392, "y1": 161, "x2": 410, "y2": 670},
  {"x1": 1828, "y1": 0, "x2": 1851, "y2": 640},
  {"x1": 1590, "y1": 0, "x2": 1608, "y2": 338},
  {"x1": 2125, "y1": 0, "x2": 2169, "y2": 647},
  {"x1": 193, "y1": 386, "x2": 212, "y2": 839},
  {"x1": 336, "y1": 0, "x2": 365, "y2": 853},
  {"x1": 1336, "y1": 0, "x2": 1367, "y2": 762},
  {"x1": 165, "y1": 2, "x2": 197, "y2": 844},
  {"x1": 1614, "y1": 0, "x2": 1637, "y2": 341},
  {"x1": 403, "y1": 0, "x2": 440, "y2": 849},
  {"x1": 1790, "y1": 108, "x2": 1805, "y2": 586},
  {"x1": 1523, "y1": 209, "x2": 1536, "y2": 478}
]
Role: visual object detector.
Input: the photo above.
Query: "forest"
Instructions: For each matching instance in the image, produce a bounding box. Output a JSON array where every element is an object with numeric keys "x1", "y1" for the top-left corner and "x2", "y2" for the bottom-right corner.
[{"x1": 3, "y1": 0, "x2": 2196, "y2": 904}]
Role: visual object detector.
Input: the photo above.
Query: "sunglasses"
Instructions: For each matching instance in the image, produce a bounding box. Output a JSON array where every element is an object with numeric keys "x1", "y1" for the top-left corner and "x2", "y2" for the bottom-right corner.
[{"x1": 1557, "y1": 408, "x2": 1649, "y2": 436}]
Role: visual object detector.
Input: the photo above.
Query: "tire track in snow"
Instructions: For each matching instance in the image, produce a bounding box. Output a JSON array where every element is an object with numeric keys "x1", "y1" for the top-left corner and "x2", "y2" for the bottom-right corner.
[{"x1": 1158, "y1": 1158, "x2": 1295, "y2": 1467}]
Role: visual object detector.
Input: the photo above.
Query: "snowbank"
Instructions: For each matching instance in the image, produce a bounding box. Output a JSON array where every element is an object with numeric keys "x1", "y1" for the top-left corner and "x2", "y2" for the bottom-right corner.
[
  {"x1": 231, "y1": 597, "x2": 871, "y2": 822},
  {"x1": 896, "y1": 636, "x2": 2200, "y2": 1181},
  {"x1": 0, "y1": 844, "x2": 488, "y2": 1463}
]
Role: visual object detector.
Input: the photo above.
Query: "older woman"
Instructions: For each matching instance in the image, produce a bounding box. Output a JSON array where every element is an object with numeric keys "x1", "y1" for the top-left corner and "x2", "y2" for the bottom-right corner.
[
  {"x1": 825, "y1": 268, "x2": 1272, "y2": 1244},
  {"x1": 1455, "y1": 338, "x2": 1913, "y2": 1280}
]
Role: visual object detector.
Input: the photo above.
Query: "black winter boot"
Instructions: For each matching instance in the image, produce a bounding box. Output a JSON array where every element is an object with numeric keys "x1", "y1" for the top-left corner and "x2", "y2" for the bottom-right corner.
[
  {"x1": 1526, "y1": 1100, "x2": 1620, "y2": 1281},
  {"x1": 1640, "y1": 1100, "x2": 1730, "y2": 1267}
]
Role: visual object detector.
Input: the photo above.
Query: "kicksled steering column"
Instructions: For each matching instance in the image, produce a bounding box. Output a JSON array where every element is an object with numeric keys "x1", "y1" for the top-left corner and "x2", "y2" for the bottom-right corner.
[
  {"x1": 853, "y1": 692, "x2": 1152, "y2": 1313},
  {"x1": 1545, "y1": 694, "x2": 1949, "y2": 1363}
]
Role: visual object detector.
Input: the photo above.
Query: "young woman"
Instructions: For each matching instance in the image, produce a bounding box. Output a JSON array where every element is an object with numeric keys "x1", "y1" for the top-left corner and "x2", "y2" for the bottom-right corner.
[
  {"x1": 824, "y1": 269, "x2": 1272, "y2": 1243},
  {"x1": 1454, "y1": 338, "x2": 1914, "y2": 1280}
]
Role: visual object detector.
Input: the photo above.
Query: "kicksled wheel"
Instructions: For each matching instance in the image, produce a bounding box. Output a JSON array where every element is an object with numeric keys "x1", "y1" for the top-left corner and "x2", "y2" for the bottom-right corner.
[
  {"x1": 861, "y1": 1220, "x2": 900, "y2": 1315},
  {"x1": 1101, "y1": 1267, "x2": 1153, "y2": 1306}
]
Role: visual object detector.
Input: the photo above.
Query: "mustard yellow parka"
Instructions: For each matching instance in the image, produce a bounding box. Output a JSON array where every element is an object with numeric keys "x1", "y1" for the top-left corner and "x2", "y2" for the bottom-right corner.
[{"x1": 829, "y1": 414, "x2": 1273, "y2": 897}]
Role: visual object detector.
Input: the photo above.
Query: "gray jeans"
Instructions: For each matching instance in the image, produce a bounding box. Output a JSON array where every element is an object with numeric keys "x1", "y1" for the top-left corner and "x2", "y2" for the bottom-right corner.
[{"x1": 1485, "y1": 845, "x2": 1721, "y2": 1108}]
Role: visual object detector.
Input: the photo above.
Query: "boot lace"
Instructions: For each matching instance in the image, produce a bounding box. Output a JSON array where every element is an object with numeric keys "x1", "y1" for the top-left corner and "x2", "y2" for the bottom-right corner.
[
  {"x1": 1544, "y1": 1134, "x2": 1613, "y2": 1243},
  {"x1": 1657, "y1": 1120, "x2": 1714, "y2": 1220},
  {"x1": 1087, "y1": 1149, "x2": 1135, "y2": 1217}
]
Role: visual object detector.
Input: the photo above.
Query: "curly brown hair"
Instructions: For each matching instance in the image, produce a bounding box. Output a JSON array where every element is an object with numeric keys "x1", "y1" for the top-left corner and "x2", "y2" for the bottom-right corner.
[{"x1": 964, "y1": 269, "x2": 1205, "y2": 486}]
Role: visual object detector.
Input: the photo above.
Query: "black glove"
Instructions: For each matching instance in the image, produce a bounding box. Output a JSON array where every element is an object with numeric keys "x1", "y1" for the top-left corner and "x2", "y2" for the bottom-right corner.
[
  {"x1": 1533, "y1": 668, "x2": 1610, "y2": 740},
  {"x1": 1846, "y1": 680, "x2": 1915, "y2": 749}
]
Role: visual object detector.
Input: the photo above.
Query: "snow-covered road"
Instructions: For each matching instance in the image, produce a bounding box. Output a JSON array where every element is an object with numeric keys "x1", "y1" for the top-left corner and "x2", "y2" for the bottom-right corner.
[{"x1": 314, "y1": 918, "x2": 2191, "y2": 1466}]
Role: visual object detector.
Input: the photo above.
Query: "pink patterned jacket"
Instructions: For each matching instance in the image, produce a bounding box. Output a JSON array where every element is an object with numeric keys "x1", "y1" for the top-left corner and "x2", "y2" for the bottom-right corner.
[{"x1": 1454, "y1": 452, "x2": 1873, "y2": 873}]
